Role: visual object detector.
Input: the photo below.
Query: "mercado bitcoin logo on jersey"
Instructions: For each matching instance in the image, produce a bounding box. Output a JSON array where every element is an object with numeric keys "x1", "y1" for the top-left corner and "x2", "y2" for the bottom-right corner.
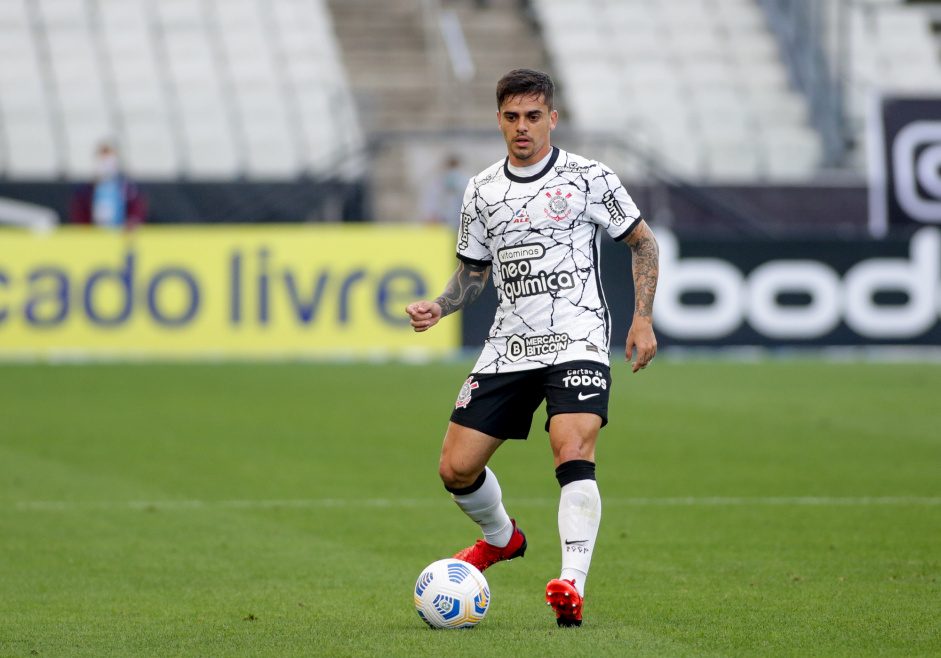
[{"x1": 506, "y1": 333, "x2": 570, "y2": 362}]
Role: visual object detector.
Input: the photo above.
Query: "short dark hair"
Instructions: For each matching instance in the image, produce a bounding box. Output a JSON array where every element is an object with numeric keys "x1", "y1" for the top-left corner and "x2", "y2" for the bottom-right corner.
[{"x1": 496, "y1": 69, "x2": 554, "y2": 111}]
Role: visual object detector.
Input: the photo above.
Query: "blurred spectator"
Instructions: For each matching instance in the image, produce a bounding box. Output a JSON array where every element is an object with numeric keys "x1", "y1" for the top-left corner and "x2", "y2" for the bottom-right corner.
[
  {"x1": 70, "y1": 142, "x2": 147, "y2": 229},
  {"x1": 421, "y1": 155, "x2": 469, "y2": 232}
]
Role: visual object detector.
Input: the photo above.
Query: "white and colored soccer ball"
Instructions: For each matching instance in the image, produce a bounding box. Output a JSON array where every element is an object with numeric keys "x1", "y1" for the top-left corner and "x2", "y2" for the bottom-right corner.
[{"x1": 414, "y1": 558, "x2": 490, "y2": 629}]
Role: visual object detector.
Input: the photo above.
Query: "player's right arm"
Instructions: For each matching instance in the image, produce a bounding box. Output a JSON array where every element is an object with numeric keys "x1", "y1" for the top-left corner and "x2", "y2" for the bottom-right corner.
[{"x1": 406, "y1": 259, "x2": 491, "y2": 332}]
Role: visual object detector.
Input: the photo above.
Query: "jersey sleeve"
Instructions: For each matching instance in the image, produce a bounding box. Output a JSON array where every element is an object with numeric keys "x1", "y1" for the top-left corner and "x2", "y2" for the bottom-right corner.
[
  {"x1": 456, "y1": 178, "x2": 491, "y2": 264},
  {"x1": 588, "y1": 164, "x2": 642, "y2": 241}
]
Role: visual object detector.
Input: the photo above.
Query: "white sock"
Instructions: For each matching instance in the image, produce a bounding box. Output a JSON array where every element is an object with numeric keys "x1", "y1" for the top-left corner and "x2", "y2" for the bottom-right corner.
[
  {"x1": 450, "y1": 466, "x2": 514, "y2": 548},
  {"x1": 558, "y1": 478, "x2": 601, "y2": 597}
]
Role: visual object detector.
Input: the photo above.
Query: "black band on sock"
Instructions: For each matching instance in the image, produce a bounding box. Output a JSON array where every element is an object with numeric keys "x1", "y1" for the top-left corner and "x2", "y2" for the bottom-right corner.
[
  {"x1": 555, "y1": 459, "x2": 596, "y2": 488},
  {"x1": 445, "y1": 468, "x2": 487, "y2": 496}
]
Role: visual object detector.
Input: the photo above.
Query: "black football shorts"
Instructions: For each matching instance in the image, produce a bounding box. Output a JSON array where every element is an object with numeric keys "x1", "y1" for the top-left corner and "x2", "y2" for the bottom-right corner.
[{"x1": 449, "y1": 360, "x2": 611, "y2": 440}]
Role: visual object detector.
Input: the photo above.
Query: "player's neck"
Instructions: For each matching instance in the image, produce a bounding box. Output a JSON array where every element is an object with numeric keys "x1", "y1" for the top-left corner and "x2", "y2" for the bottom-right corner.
[{"x1": 506, "y1": 146, "x2": 555, "y2": 177}]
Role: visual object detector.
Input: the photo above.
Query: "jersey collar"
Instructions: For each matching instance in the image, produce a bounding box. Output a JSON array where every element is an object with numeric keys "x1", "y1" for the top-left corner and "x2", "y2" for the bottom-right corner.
[{"x1": 503, "y1": 146, "x2": 560, "y2": 184}]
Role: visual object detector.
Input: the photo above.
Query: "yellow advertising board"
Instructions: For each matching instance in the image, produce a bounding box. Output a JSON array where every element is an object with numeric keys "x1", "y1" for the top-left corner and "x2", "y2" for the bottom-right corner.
[{"x1": 0, "y1": 225, "x2": 460, "y2": 359}]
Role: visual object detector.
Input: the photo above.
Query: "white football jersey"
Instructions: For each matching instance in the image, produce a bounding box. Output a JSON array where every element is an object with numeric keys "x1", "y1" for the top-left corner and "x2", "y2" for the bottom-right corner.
[{"x1": 458, "y1": 147, "x2": 642, "y2": 373}]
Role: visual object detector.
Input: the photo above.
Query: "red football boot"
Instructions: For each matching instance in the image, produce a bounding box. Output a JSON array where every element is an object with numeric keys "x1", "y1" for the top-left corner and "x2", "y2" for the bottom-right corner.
[
  {"x1": 453, "y1": 519, "x2": 527, "y2": 572},
  {"x1": 546, "y1": 578, "x2": 583, "y2": 627}
]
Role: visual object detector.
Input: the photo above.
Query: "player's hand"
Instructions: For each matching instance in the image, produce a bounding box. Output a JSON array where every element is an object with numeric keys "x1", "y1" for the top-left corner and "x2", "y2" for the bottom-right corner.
[
  {"x1": 406, "y1": 301, "x2": 443, "y2": 332},
  {"x1": 625, "y1": 315, "x2": 657, "y2": 373}
]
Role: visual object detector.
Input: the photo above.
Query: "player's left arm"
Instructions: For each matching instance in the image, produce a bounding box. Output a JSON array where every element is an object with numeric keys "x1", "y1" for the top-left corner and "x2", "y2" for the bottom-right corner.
[
  {"x1": 623, "y1": 220, "x2": 659, "y2": 372},
  {"x1": 405, "y1": 259, "x2": 491, "y2": 332}
]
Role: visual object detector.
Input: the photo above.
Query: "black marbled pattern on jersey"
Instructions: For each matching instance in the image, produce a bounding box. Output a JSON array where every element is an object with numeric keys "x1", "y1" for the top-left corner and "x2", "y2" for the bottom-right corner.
[{"x1": 458, "y1": 147, "x2": 641, "y2": 373}]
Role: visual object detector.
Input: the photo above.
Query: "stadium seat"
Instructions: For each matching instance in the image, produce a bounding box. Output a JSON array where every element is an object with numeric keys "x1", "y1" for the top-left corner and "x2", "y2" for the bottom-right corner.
[
  {"x1": 97, "y1": 0, "x2": 146, "y2": 27},
  {"x1": 37, "y1": 0, "x2": 89, "y2": 26},
  {"x1": 243, "y1": 125, "x2": 300, "y2": 179},
  {"x1": 4, "y1": 118, "x2": 60, "y2": 178},
  {"x1": 763, "y1": 126, "x2": 823, "y2": 179},
  {"x1": 0, "y1": 82, "x2": 49, "y2": 116},
  {"x1": 122, "y1": 117, "x2": 179, "y2": 179},
  {"x1": 63, "y1": 119, "x2": 115, "y2": 178},
  {"x1": 181, "y1": 119, "x2": 240, "y2": 178},
  {"x1": 0, "y1": 0, "x2": 360, "y2": 180},
  {"x1": 705, "y1": 141, "x2": 764, "y2": 180},
  {"x1": 0, "y1": 0, "x2": 29, "y2": 27}
]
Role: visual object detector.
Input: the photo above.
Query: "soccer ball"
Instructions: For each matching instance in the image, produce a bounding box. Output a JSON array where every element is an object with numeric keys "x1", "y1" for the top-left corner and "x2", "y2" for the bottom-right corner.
[{"x1": 414, "y1": 558, "x2": 490, "y2": 629}]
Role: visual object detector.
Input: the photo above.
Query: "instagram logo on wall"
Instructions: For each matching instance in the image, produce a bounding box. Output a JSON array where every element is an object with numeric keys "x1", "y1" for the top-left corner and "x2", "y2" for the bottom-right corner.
[{"x1": 869, "y1": 95, "x2": 941, "y2": 237}]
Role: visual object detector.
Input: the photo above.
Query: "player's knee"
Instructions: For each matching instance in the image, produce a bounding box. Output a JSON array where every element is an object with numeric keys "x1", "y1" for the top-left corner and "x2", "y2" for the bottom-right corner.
[
  {"x1": 556, "y1": 444, "x2": 589, "y2": 464},
  {"x1": 438, "y1": 459, "x2": 479, "y2": 491},
  {"x1": 553, "y1": 435, "x2": 596, "y2": 466}
]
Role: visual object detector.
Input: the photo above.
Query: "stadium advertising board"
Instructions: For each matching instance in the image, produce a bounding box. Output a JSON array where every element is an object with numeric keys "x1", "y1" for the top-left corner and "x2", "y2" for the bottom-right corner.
[
  {"x1": 0, "y1": 226, "x2": 458, "y2": 359},
  {"x1": 868, "y1": 94, "x2": 941, "y2": 237},
  {"x1": 461, "y1": 227, "x2": 941, "y2": 348}
]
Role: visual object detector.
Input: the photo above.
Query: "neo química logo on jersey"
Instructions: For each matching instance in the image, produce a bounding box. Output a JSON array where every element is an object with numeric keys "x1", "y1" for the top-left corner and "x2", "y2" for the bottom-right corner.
[{"x1": 497, "y1": 243, "x2": 575, "y2": 303}]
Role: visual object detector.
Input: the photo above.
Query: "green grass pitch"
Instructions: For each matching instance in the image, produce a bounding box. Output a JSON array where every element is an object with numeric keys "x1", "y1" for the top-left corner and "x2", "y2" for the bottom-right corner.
[{"x1": 0, "y1": 360, "x2": 939, "y2": 656}]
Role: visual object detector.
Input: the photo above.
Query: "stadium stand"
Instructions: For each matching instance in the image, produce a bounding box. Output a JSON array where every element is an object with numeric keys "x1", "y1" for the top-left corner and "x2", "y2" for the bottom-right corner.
[
  {"x1": 2, "y1": 0, "x2": 939, "y2": 223},
  {"x1": 533, "y1": 0, "x2": 941, "y2": 182},
  {"x1": 326, "y1": 0, "x2": 551, "y2": 223},
  {"x1": 826, "y1": 0, "x2": 941, "y2": 169},
  {"x1": 533, "y1": 0, "x2": 824, "y2": 182},
  {"x1": 0, "y1": 0, "x2": 362, "y2": 180}
]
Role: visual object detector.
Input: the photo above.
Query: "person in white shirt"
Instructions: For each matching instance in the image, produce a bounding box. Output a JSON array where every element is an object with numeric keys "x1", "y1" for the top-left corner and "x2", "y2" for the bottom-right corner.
[{"x1": 406, "y1": 68, "x2": 659, "y2": 628}]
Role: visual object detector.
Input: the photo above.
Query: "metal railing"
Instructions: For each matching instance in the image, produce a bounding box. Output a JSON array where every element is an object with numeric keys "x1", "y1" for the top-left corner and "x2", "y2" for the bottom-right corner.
[{"x1": 756, "y1": 0, "x2": 852, "y2": 168}]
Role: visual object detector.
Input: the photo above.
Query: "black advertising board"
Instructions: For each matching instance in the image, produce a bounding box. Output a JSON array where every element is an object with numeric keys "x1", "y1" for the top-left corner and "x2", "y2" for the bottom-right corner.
[
  {"x1": 869, "y1": 95, "x2": 941, "y2": 237},
  {"x1": 463, "y1": 228, "x2": 941, "y2": 348}
]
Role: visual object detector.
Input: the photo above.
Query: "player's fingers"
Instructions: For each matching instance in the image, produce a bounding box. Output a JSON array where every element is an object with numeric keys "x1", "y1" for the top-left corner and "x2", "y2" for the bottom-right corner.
[{"x1": 633, "y1": 345, "x2": 656, "y2": 372}]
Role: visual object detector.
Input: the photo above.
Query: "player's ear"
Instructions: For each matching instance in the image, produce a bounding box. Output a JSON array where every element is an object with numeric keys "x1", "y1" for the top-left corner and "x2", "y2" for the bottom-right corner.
[{"x1": 549, "y1": 109, "x2": 558, "y2": 130}]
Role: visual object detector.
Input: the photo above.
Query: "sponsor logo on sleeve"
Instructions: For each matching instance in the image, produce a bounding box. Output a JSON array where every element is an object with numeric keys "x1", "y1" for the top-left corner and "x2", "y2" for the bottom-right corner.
[
  {"x1": 474, "y1": 171, "x2": 500, "y2": 189},
  {"x1": 602, "y1": 190, "x2": 628, "y2": 226},
  {"x1": 458, "y1": 211, "x2": 473, "y2": 251}
]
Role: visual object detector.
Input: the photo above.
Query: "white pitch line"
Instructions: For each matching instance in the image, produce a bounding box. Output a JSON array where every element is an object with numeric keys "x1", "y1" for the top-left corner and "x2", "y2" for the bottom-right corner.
[{"x1": 4, "y1": 496, "x2": 940, "y2": 512}]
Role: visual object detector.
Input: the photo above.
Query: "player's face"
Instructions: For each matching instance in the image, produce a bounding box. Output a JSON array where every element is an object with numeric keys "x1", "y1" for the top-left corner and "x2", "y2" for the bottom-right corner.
[{"x1": 498, "y1": 93, "x2": 558, "y2": 167}]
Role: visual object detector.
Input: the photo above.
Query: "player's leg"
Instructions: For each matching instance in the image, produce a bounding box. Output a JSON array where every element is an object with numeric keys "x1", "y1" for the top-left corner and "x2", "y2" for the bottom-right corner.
[
  {"x1": 542, "y1": 361, "x2": 610, "y2": 626},
  {"x1": 441, "y1": 369, "x2": 542, "y2": 571},
  {"x1": 546, "y1": 413, "x2": 601, "y2": 627},
  {"x1": 440, "y1": 421, "x2": 512, "y2": 545},
  {"x1": 440, "y1": 422, "x2": 527, "y2": 570}
]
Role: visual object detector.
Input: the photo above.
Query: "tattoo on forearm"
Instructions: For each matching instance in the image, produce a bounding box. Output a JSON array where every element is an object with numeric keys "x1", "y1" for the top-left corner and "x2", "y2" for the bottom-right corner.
[
  {"x1": 434, "y1": 261, "x2": 490, "y2": 317},
  {"x1": 628, "y1": 225, "x2": 659, "y2": 318}
]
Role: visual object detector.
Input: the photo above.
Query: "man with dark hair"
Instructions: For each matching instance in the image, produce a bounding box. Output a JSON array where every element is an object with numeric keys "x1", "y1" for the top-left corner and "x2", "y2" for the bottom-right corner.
[{"x1": 406, "y1": 68, "x2": 659, "y2": 627}]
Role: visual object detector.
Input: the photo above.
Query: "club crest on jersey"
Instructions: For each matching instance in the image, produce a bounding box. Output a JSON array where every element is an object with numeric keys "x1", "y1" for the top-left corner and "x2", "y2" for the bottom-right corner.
[
  {"x1": 513, "y1": 207, "x2": 530, "y2": 223},
  {"x1": 455, "y1": 377, "x2": 479, "y2": 409},
  {"x1": 545, "y1": 189, "x2": 572, "y2": 222}
]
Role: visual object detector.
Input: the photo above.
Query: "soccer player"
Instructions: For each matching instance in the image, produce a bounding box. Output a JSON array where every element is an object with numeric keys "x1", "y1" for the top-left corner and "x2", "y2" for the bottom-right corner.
[{"x1": 405, "y1": 69, "x2": 659, "y2": 627}]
